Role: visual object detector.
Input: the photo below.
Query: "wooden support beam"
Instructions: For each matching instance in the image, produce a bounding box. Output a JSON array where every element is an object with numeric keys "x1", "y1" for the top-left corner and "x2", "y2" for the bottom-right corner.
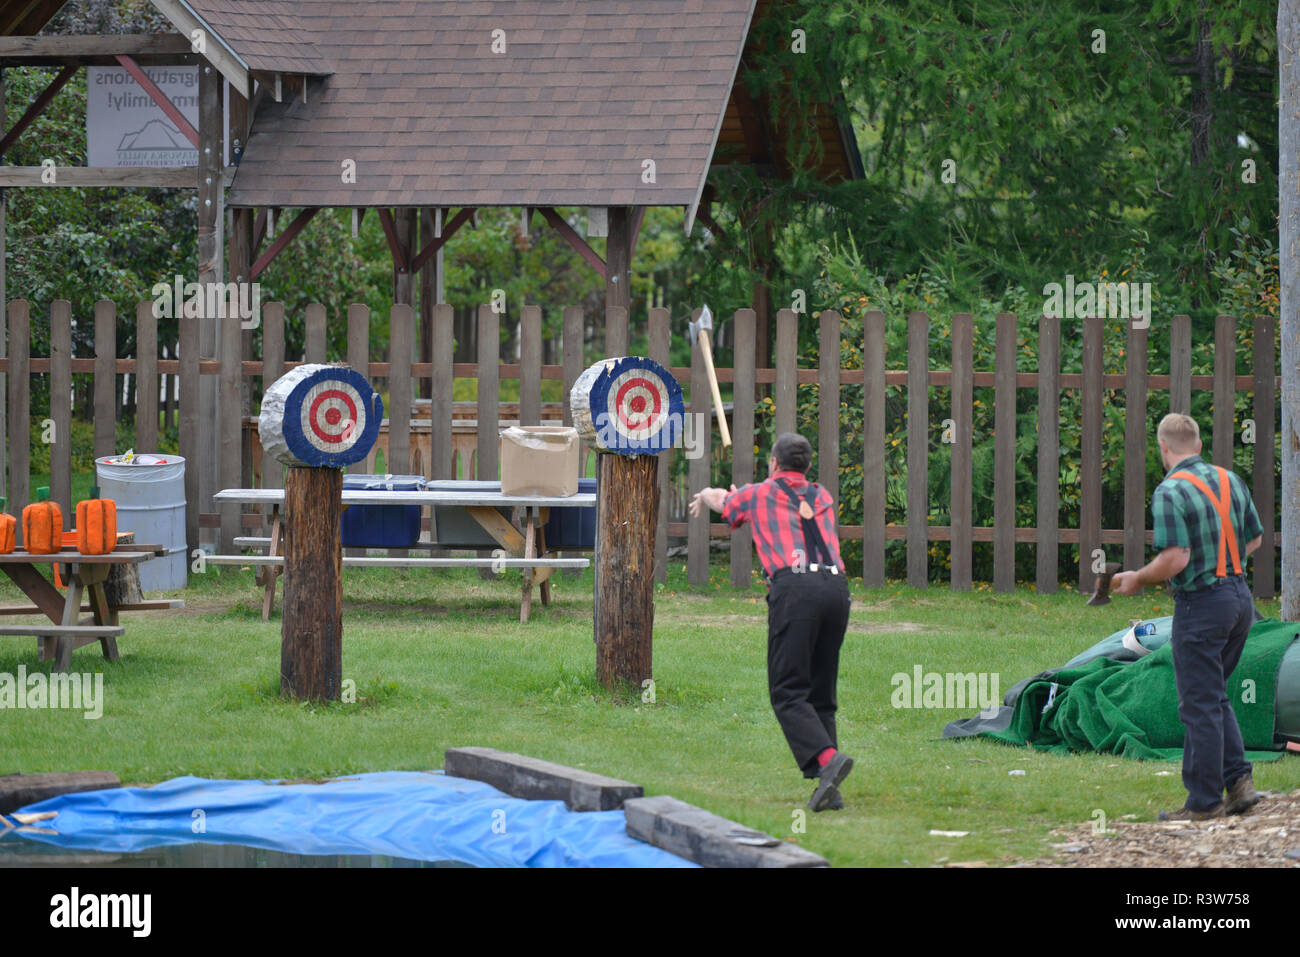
[
  {"x1": 409, "y1": 207, "x2": 473, "y2": 275},
  {"x1": 0, "y1": 64, "x2": 73, "y2": 159},
  {"x1": 0, "y1": 34, "x2": 193, "y2": 58},
  {"x1": 115, "y1": 55, "x2": 199, "y2": 148},
  {"x1": 250, "y1": 208, "x2": 318, "y2": 280},
  {"x1": 376, "y1": 208, "x2": 408, "y2": 272},
  {"x1": 537, "y1": 207, "x2": 606, "y2": 278}
]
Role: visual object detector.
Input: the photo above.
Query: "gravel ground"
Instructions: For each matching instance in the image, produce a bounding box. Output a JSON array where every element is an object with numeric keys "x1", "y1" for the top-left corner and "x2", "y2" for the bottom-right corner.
[{"x1": 1011, "y1": 789, "x2": 1300, "y2": 867}]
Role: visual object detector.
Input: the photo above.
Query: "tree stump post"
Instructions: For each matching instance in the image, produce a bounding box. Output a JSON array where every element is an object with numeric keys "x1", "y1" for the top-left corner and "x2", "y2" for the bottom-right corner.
[
  {"x1": 280, "y1": 466, "x2": 343, "y2": 700},
  {"x1": 595, "y1": 452, "x2": 659, "y2": 688}
]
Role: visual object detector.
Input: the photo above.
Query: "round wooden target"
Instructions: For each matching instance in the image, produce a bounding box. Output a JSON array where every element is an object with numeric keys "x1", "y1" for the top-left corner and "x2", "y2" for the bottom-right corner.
[
  {"x1": 570, "y1": 356, "x2": 684, "y2": 455},
  {"x1": 259, "y1": 364, "x2": 383, "y2": 468}
]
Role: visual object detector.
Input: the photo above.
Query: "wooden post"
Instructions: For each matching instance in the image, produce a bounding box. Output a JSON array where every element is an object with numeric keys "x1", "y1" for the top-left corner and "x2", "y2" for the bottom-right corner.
[
  {"x1": 688, "y1": 309, "x2": 712, "y2": 586},
  {"x1": 179, "y1": 291, "x2": 199, "y2": 552},
  {"x1": 595, "y1": 452, "x2": 658, "y2": 687},
  {"x1": 730, "y1": 308, "x2": 756, "y2": 589},
  {"x1": 7, "y1": 301, "x2": 28, "y2": 542},
  {"x1": 1036, "y1": 314, "x2": 1060, "y2": 593},
  {"x1": 345, "y1": 304, "x2": 370, "y2": 558},
  {"x1": 1170, "y1": 314, "x2": 1192, "y2": 415},
  {"x1": 1080, "y1": 315, "x2": 1104, "y2": 594},
  {"x1": 1212, "y1": 314, "x2": 1236, "y2": 468},
  {"x1": 863, "y1": 311, "x2": 886, "y2": 587},
  {"x1": 280, "y1": 466, "x2": 343, "y2": 700},
  {"x1": 818, "y1": 309, "x2": 840, "y2": 512},
  {"x1": 906, "y1": 312, "x2": 929, "y2": 588},
  {"x1": 431, "y1": 303, "x2": 454, "y2": 480},
  {"x1": 93, "y1": 302, "x2": 115, "y2": 462},
  {"x1": 774, "y1": 308, "x2": 797, "y2": 435},
  {"x1": 1253, "y1": 315, "x2": 1276, "y2": 598},
  {"x1": 520, "y1": 305, "x2": 541, "y2": 426},
  {"x1": 136, "y1": 301, "x2": 158, "y2": 454},
  {"x1": 605, "y1": 206, "x2": 631, "y2": 354},
  {"x1": 950, "y1": 313, "x2": 973, "y2": 591},
  {"x1": 49, "y1": 301, "x2": 72, "y2": 518},
  {"x1": 260, "y1": 303, "x2": 285, "y2": 493},
  {"x1": 993, "y1": 313, "x2": 1016, "y2": 592},
  {"x1": 1124, "y1": 320, "x2": 1150, "y2": 577},
  {"x1": 197, "y1": 62, "x2": 224, "y2": 544}
]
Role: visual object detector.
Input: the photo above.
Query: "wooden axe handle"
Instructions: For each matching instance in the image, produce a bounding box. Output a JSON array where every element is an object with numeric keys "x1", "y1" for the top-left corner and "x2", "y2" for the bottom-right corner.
[{"x1": 697, "y1": 329, "x2": 731, "y2": 448}]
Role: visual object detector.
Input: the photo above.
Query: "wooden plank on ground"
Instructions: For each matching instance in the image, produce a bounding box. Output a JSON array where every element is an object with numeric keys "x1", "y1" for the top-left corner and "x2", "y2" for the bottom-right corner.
[
  {"x1": 863, "y1": 311, "x2": 886, "y2": 587},
  {"x1": 1036, "y1": 314, "x2": 1060, "y2": 593},
  {"x1": 1124, "y1": 321, "x2": 1149, "y2": 575},
  {"x1": 1252, "y1": 315, "x2": 1276, "y2": 598},
  {"x1": 774, "y1": 308, "x2": 797, "y2": 435},
  {"x1": 49, "y1": 300, "x2": 72, "y2": 518},
  {"x1": 1213, "y1": 314, "x2": 1235, "y2": 468},
  {"x1": 993, "y1": 313, "x2": 1016, "y2": 592},
  {"x1": 444, "y1": 747, "x2": 642, "y2": 812},
  {"x1": 93, "y1": 300, "x2": 116, "y2": 462},
  {"x1": 949, "y1": 312, "x2": 972, "y2": 590},
  {"x1": 1080, "y1": 315, "x2": 1103, "y2": 594},
  {"x1": 907, "y1": 312, "x2": 929, "y2": 588},
  {"x1": 0, "y1": 771, "x2": 120, "y2": 815},
  {"x1": 731, "y1": 308, "x2": 756, "y2": 589}
]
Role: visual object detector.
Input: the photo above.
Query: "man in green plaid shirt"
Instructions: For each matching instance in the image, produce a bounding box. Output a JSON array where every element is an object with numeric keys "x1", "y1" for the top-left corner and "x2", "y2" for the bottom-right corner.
[{"x1": 1112, "y1": 413, "x2": 1264, "y2": 821}]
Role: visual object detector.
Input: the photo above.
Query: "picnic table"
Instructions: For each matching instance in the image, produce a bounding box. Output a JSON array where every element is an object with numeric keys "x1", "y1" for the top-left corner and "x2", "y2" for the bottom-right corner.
[
  {"x1": 0, "y1": 545, "x2": 182, "y2": 672},
  {"x1": 211, "y1": 485, "x2": 595, "y2": 622}
]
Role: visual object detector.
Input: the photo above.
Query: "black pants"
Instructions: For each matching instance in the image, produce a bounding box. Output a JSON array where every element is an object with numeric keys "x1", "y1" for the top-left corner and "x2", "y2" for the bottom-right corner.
[
  {"x1": 766, "y1": 567, "x2": 851, "y2": 777},
  {"x1": 1171, "y1": 575, "x2": 1255, "y2": 811}
]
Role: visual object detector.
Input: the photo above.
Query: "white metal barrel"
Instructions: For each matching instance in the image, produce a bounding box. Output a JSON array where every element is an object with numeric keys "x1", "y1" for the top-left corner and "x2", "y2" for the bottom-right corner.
[{"x1": 94, "y1": 455, "x2": 187, "y2": 592}]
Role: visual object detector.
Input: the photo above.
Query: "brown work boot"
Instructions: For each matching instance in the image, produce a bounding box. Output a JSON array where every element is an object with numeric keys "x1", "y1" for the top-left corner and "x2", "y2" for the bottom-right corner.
[
  {"x1": 1224, "y1": 774, "x2": 1261, "y2": 816},
  {"x1": 1158, "y1": 803, "x2": 1224, "y2": 822}
]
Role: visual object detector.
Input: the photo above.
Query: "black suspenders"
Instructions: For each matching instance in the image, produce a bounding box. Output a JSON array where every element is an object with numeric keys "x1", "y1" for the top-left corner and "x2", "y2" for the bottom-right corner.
[{"x1": 774, "y1": 478, "x2": 836, "y2": 569}]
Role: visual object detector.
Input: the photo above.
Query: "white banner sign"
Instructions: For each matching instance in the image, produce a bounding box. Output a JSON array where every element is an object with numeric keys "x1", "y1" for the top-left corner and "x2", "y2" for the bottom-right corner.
[{"x1": 87, "y1": 67, "x2": 229, "y2": 168}]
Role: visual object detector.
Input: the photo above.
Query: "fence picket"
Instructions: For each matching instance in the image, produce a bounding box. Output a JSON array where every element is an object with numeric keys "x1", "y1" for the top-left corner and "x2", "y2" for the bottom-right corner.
[
  {"x1": 1213, "y1": 314, "x2": 1236, "y2": 468},
  {"x1": 907, "y1": 312, "x2": 929, "y2": 588},
  {"x1": 50, "y1": 301, "x2": 72, "y2": 517},
  {"x1": 993, "y1": 313, "x2": 1016, "y2": 592},
  {"x1": 1080, "y1": 315, "x2": 1104, "y2": 594},
  {"x1": 950, "y1": 313, "x2": 973, "y2": 591},
  {"x1": 731, "y1": 308, "x2": 756, "y2": 589},
  {"x1": 1124, "y1": 321, "x2": 1149, "y2": 576},
  {"x1": 863, "y1": 311, "x2": 886, "y2": 587},
  {"x1": 1036, "y1": 314, "x2": 1060, "y2": 593}
]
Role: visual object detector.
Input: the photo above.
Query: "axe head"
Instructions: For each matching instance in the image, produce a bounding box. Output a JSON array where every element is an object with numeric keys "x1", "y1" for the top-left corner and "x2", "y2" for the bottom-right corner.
[
  {"x1": 688, "y1": 305, "x2": 713, "y2": 342},
  {"x1": 1087, "y1": 562, "x2": 1123, "y2": 606}
]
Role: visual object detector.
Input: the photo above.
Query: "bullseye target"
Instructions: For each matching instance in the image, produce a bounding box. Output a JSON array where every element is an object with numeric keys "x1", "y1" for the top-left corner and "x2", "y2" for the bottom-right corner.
[
  {"x1": 570, "y1": 356, "x2": 684, "y2": 455},
  {"x1": 259, "y1": 364, "x2": 383, "y2": 468}
]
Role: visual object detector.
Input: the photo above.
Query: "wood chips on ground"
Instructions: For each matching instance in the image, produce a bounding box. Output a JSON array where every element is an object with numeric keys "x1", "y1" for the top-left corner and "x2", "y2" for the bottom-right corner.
[{"x1": 1011, "y1": 789, "x2": 1300, "y2": 867}]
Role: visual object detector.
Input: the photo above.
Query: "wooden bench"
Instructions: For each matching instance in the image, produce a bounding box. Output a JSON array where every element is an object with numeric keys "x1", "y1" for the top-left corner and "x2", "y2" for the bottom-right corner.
[{"x1": 0, "y1": 624, "x2": 126, "y2": 671}]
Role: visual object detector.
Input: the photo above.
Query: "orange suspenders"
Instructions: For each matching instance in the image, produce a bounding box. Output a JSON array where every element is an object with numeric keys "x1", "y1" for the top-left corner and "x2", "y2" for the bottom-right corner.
[{"x1": 1168, "y1": 466, "x2": 1242, "y2": 577}]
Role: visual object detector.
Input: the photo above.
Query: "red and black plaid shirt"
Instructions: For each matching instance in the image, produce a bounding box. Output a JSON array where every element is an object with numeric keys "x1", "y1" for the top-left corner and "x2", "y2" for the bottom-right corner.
[{"x1": 722, "y1": 469, "x2": 843, "y2": 579}]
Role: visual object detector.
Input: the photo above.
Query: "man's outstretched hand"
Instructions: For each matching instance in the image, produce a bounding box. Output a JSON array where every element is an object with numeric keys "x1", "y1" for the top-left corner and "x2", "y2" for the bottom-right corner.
[
  {"x1": 1110, "y1": 570, "x2": 1142, "y2": 596},
  {"x1": 690, "y1": 484, "x2": 737, "y2": 517}
]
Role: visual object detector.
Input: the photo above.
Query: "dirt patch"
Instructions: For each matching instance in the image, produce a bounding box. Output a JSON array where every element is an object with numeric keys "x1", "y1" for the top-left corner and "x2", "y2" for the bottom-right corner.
[
  {"x1": 850, "y1": 620, "x2": 925, "y2": 634},
  {"x1": 1014, "y1": 789, "x2": 1300, "y2": 867}
]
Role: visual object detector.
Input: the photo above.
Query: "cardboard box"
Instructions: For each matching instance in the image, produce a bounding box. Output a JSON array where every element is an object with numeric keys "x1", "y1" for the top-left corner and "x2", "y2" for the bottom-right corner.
[{"x1": 500, "y1": 426, "x2": 581, "y2": 497}]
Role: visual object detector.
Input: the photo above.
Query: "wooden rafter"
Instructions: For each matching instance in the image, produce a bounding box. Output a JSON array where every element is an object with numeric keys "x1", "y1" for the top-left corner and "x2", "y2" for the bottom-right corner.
[
  {"x1": 251, "y1": 208, "x2": 319, "y2": 280},
  {"x1": 409, "y1": 207, "x2": 475, "y2": 275},
  {"x1": 376, "y1": 208, "x2": 408, "y2": 272},
  {"x1": 537, "y1": 207, "x2": 606, "y2": 279},
  {"x1": 115, "y1": 54, "x2": 199, "y2": 148},
  {"x1": 630, "y1": 206, "x2": 646, "y2": 260},
  {"x1": 0, "y1": 64, "x2": 74, "y2": 159},
  {"x1": 253, "y1": 208, "x2": 268, "y2": 253}
]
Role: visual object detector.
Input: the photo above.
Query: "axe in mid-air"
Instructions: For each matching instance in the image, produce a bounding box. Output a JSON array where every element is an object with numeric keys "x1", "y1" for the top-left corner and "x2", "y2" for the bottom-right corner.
[
  {"x1": 1087, "y1": 562, "x2": 1123, "y2": 606},
  {"x1": 688, "y1": 305, "x2": 731, "y2": 448}
]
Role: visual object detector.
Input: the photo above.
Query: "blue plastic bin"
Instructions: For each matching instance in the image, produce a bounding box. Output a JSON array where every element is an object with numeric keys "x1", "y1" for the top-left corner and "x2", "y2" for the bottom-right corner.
[
  {"x1": 544, "y1": 478, "x2": 597, "y2": 548},
  {"x1": 341, "y1": 474, "x2": 424, "y2": 547}
]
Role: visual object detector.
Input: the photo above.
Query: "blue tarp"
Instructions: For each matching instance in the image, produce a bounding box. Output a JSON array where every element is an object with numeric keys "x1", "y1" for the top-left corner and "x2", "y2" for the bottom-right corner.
[{"x1": 13, "y1": 771, "x2": 696, "y2": 868}]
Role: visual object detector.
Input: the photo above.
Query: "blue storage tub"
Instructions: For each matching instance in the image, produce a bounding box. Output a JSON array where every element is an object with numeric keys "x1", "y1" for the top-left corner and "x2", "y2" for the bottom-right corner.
[
  {"x1": 341, "y1": 474, "x2": 424, "y2": 548},
  {"x1": 544, "y1": 478, "x2": 597, "y2": 549}
]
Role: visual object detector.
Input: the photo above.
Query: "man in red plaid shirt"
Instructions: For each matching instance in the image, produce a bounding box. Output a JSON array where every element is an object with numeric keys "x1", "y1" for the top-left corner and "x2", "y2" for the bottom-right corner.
[{"x1": 691, "y1": 432, "x2": 854, "y2": 811}]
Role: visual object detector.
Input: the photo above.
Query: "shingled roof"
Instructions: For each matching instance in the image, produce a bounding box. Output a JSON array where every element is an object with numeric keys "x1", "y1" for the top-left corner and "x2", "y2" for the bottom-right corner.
[
  {"x1": 181, "y1": 0, "x2": 331, "y2": 75},
  {"x1": 212, "y1": 0, "x2": 758, "y2": 210}
]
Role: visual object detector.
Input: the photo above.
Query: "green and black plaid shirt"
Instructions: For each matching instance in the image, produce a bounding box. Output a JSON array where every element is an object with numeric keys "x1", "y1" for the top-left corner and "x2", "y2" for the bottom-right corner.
[{"x1": 1151, "y1": 455, "x2": 1263, "y2": 593}]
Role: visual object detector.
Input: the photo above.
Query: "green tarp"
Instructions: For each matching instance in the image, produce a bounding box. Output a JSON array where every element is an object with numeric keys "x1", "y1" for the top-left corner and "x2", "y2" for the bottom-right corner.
[{"x1": 981, "y1": 618, "x2": 1298, "y2": 761}]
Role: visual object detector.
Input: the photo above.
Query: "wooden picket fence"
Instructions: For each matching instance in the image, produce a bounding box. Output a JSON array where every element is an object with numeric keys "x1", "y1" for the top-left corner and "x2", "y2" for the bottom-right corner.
[{"x1": 0, "y1": 300, "x2": 1280, "y2": 596}]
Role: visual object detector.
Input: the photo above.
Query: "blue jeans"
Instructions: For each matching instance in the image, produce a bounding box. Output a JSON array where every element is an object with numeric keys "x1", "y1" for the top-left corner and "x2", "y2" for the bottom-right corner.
[{"x1": 1170, "y1": 576, "x2": 1255, "y2": 811}]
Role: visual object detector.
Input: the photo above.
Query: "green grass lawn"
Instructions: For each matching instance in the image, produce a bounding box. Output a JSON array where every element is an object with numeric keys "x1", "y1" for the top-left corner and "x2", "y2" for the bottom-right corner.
[{"x1": 1, "y1": 561, "x2": 1295, "y2": 867}]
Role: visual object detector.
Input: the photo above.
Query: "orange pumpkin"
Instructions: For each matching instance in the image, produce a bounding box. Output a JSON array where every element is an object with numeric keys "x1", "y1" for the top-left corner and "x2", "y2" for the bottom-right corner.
[
  {"x1": 0, "y1": 498, "x2": 15, "y2": 554},
  {"x1": 22, "y1": 487, "x2": 63, "y2": 555},
  {"x1": 76, "y1": 487, "x2": 117, "y2": 555}
]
